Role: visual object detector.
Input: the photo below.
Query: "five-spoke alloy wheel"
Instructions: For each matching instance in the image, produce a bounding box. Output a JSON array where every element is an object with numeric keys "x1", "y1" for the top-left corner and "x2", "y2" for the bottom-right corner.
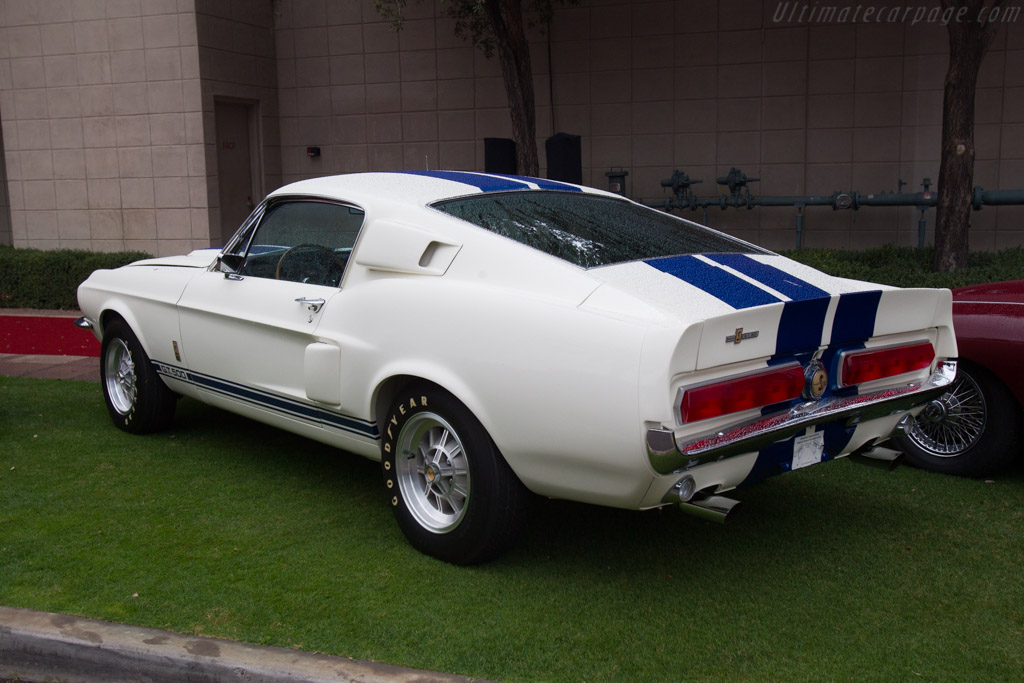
[
  {"x1": 100, "y1": 318, "x2": 177, "y2": 434},
  {"x1": 381, "y1": 383, "x2": 531, "y2": 564}
]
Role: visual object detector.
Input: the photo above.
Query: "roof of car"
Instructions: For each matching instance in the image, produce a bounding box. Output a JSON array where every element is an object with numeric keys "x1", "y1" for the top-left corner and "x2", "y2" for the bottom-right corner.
[{"x1": 269, "y1": 171, "x2": 615, "y2": 206}]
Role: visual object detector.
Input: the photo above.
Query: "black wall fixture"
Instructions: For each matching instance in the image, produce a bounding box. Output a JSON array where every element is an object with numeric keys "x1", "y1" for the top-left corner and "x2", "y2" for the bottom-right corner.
[
  {"x1": 484, "y1": 137, "x2": 517, "y2": 175},
  {"x1": 546, "y1": 133, "x2": 582, "y2": 185}
]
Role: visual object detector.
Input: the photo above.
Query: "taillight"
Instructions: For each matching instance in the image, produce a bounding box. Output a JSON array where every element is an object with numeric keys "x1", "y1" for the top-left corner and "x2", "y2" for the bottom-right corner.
[
  {"x1": 840, "y1": 342, "x2": 934, "y2": 387},
  {"x1": 680, "y1": 364, "x2": 804, "y2": 423}
]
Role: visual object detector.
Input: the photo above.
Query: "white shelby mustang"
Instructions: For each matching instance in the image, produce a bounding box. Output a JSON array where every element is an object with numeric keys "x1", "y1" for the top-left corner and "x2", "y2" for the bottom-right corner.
[{"x1": 76, "y1": 171, "x2": 957, "y2": 564}]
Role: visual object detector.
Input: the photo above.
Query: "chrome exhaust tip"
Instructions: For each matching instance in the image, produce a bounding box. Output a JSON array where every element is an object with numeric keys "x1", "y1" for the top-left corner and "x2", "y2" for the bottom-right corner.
[
  {"x1": 847, "y1": 437, "x2": 904, "y2": 471},
  {"x1": 661, "y1": 475, "x2": 697, "y2": 505},
  {"x1": 679, "y1": 494, "x2": 742, "y2": 524}
]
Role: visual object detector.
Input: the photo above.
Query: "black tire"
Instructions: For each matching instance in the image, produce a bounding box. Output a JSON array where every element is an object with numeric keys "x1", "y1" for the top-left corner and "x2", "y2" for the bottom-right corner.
[
  {"x1": 381, "y1": 383, "x2": 531, "y2": 564},
  {"x1": 100, "y1": 318, "x2": 176, "y2": 434},
  {"x1": 897, "y1": 361, "x2": 1021, "y2": 476}
]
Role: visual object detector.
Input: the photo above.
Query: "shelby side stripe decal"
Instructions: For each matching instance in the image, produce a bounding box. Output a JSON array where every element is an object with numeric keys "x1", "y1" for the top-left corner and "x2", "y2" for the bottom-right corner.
[{"x1": 153, "y1": 362, "x2": 378, "y2": 440}]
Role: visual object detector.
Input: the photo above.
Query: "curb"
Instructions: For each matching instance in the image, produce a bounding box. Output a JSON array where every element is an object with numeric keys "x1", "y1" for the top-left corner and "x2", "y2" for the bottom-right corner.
[{"x1": 0, "y1": 606, "x2": 479, "y2": 683}]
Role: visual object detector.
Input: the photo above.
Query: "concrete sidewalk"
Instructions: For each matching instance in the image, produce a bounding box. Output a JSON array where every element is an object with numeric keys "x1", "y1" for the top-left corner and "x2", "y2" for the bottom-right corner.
[
  {"x1": 0, "y1": 606, "x2": 477, "y2": 683},
  {"x1": 0, "y1": 353, "x2": 99, "y2": 381}
]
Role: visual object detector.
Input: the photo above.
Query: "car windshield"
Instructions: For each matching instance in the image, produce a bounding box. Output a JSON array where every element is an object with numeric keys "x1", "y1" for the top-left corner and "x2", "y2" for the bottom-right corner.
[{"x1": 432, "y1": 191, "x2": 766, "y2": 268}]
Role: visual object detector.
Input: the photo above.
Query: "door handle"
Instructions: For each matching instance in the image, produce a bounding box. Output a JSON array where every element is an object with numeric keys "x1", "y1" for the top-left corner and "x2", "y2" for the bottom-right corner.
[{"x1": 295, "y1": 297, "x2": 326, "y2": 313}]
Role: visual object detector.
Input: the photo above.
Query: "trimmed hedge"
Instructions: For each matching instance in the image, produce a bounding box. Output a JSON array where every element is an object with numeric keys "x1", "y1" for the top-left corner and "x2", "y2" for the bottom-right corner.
[
  {"x1": 1, "y1": 243, "x2": 1022, "y2": 311},
  {"x1": 781, "y1": 245, "x2": 1024, "y2": 290},
  {"x1": 0, "y1": 245, "x2": 152, "y2": 310}
]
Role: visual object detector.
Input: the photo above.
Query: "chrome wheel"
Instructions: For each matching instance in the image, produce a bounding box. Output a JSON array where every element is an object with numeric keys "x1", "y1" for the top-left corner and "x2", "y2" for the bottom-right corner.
[
  {"x1": 396, "y1": 412, "x2": 470, "y2": 534},
  {"x1": 907, "y1": 371, "x2": 986, "y2": 457},
  {"x1": 104, "y1": 338, "x2": 136, "y2": 416}
]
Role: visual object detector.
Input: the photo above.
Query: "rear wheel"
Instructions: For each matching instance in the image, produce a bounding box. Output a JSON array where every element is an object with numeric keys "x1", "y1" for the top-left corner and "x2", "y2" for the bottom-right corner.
[
  {"x1": 381, "y1": 384, "x2": 531, "y2": 564},
  {"x1": 897, "y1": 361, "x2": 1021, "y2": 476},
  {"x1": 101, "y1": 319, "x2": 176, "y2": 434}
]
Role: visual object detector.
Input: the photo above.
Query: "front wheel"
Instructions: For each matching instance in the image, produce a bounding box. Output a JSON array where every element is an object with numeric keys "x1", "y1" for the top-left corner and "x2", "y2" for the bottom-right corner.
[
  {"x1": 100, "y1": 319, "x2": 176, "y2": 434},
  {"x1": 897, "y1": 361, "x2": 1021, "y2": 476},
  {"x1": 381, "y1": 384, "x2": 531, "y2": 564}
]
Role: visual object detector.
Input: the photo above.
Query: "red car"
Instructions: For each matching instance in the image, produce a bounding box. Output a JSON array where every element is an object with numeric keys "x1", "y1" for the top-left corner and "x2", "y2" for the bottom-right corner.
[{"x1": 898, "y1": 280, "x2": 1024, "y2": 476}]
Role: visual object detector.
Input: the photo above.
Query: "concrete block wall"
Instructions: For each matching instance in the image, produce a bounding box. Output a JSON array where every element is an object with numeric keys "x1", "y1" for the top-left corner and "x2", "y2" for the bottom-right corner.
[
  {"x1": 195, "y1": 0, "x2": 279, "y2": 245},
  {"x1": 0, "y1": 0, "x2": 209, "y2": 254},
  {"x1": 267, "y1": 0, "x2": 1024, "y2": 252},
  {"x1": 2, "y1": 0, "x2": 1022, "y2": 253},
  {"x1": 563, "y1": 0, "x2": 1024, "y2": 251}
]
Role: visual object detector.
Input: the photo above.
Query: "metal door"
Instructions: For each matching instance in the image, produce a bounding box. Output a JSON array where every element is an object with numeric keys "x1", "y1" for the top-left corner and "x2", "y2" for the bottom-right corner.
[{"x1": 214, "y1": 100, "x2": 258, "y2": 246}]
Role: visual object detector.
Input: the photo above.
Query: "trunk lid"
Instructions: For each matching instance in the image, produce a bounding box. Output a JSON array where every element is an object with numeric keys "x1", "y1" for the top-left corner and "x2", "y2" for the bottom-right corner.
[{"x1": 590, "y1": 253, "x2": 954, "y2": 369}]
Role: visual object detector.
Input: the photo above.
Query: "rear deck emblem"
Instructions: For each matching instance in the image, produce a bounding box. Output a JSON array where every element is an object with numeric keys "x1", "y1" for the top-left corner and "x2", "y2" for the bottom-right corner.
[
  {"x1": 805, "y1": 362, "x2": 828, "y2": 399},
  {"x1": 726, "y1": 328, "x2": 759, "y2": 344}
]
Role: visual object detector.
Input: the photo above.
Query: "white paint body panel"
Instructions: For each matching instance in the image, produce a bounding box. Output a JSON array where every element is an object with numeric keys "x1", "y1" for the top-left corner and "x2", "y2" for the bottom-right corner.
[{"x1": 77, "y1": 172, "x2": 957, "y2": 514}]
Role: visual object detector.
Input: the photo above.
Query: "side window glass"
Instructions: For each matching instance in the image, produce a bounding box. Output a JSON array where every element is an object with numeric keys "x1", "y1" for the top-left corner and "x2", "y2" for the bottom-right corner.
[{"x1": 239, "y1": 201, "x2": 365, "y2": 287}]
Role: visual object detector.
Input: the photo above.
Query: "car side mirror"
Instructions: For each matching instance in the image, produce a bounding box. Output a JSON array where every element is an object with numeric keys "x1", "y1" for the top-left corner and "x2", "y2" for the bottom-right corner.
[{"x1": 218, "y1": 253, "x2": 244, "y2": 273}]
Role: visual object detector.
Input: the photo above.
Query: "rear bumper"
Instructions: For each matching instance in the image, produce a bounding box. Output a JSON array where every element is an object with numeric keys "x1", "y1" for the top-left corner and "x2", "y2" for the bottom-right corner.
[{"x1": 646, "y1": 360, "x2": 956, "y2": 475}]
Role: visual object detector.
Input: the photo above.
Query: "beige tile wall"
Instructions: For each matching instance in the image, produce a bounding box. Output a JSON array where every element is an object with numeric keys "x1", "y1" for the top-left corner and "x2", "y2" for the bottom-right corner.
[
  {"x1": 194, "y1": 0, "x2": 279, "y2": 243},
  {"x1": 0, "y1": 0, "x2": 206, "y2": 254},
  {"x1": 270, "y1": 0, "x2": 1024, "y2": 252},
  {"x1": 2, "y1": 0, "x2": 1022, "y2": 253},
  {"x1": 0, "y1": 107, "x2": 9, "y2": 245}
]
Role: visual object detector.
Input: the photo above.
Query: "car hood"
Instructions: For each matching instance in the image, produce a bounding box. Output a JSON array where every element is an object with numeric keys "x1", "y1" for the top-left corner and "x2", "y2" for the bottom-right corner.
[
  {"x1": 586, "y1": 253, "x2": 954, "y2": 369},
  {"x1": 128, "y1": 248, "x2": 220, "y2": 269}
]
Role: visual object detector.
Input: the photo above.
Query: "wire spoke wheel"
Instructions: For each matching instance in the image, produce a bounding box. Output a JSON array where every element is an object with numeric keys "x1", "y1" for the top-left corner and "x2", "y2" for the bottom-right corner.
[
  {"x1": 104, "y1": 338, "x2": 137, "y2": 416},
  {"x1": 396, "y1": 412, "x2": 471, "y2": 534},
  {"x1": 907, "y1": 371, "x2": 986, "y2": 457}
]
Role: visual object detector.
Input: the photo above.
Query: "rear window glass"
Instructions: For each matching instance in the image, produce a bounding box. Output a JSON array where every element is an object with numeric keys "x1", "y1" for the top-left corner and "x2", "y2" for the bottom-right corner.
[{"x1": 432, "y1": 191, "x2": 765, "y2": 268}]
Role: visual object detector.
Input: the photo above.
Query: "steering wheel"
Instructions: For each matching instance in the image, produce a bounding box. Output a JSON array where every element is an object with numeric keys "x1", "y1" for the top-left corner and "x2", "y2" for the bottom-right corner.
[{"x1": 274, "y1": 244, "x2": 347, "y2": 286}]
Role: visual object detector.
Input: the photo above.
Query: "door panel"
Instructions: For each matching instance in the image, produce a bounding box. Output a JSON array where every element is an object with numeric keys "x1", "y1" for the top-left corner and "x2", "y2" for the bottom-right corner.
[
  {"x1": 177, "y1": 272, "x2": 337, "y2": 407},
  {"x1": 176, "y1": 198, "x2": 365, "y2": 434}
]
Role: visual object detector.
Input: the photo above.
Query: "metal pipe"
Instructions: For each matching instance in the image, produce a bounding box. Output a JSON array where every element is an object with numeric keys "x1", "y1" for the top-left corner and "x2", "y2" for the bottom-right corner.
[
  {"x1": 678, "y1": 495, "x2": 742, "y2": 524},
  {"x1": 634, "y1": 166, "x2": 1024, "y2": 250},
  {"x1": 795, "y1": 206, "x2": 804, "y2": 250},
  {"x1": 846, "y1": 445, "x2": 903, "y2": 471}
]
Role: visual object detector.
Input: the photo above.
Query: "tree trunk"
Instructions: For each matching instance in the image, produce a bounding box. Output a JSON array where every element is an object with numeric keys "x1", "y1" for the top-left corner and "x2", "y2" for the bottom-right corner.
[
  {"x1": 484, "y1": 0, "x2": 540, "y2": 177},
  {"x1": 933, "y1": 0, "x2": 1003, "y2": 272}
]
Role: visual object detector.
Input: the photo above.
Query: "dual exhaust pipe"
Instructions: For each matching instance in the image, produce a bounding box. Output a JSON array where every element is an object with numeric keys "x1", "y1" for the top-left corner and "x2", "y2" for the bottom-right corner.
[
  {"x1": 662, "y1": 475, "x2": 742, "y2": 524},
  {"x1": 663, "y1": 437, "x2": 905, "y2": 524}
]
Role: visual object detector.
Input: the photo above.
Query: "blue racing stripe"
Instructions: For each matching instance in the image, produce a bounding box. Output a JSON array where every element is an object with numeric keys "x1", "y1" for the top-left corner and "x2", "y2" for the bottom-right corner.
[
  {"x1": 776, "y1": 297, "x2": 831, "y2": 354},
  {"x1": 707, "y1": 254, "x2": 829, "y2": 301},
  {"x1": 395, "y1": 170, "x2": 530, "y2": 192},
  {"x1": 491, "y1": 174, "x2": 583, "y2": 192},
  {"x1": 646, "y1": 255, "x2": 781, "y2": 309},
  {"x1": 831, "y1": 290, "x2": 882, "y2": 344}
]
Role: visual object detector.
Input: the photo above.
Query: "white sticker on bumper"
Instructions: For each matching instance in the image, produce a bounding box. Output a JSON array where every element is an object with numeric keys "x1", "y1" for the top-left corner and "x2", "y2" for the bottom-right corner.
[{"x1": 793, "y1": 431, "x2": 825, "y2": 470}]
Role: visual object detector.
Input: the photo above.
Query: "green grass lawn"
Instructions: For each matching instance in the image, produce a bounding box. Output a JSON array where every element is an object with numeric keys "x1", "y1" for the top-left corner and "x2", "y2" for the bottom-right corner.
[{"x1": 2, "y1": 376, "x2": 1023, "y2": 680}]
